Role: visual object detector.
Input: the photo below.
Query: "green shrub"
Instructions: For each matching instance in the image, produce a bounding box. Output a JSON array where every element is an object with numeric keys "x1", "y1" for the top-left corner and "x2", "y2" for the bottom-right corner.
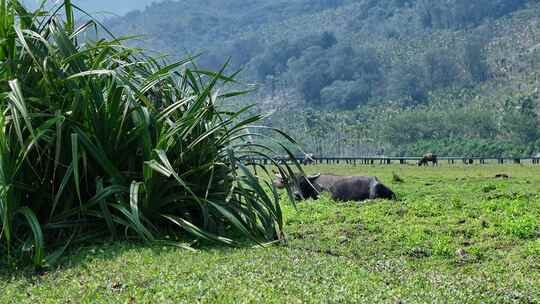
[{"x1": 0, "y1": 0, "x2": 297, "y2": 267}]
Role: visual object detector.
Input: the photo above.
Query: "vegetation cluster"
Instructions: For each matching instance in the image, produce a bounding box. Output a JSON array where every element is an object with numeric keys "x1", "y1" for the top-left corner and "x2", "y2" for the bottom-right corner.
[{"x1": 0, "y1": 0, "x2": 294, "y2": 267}]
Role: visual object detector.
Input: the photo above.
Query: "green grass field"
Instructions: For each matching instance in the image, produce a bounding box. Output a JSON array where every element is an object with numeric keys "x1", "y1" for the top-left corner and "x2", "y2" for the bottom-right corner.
[{"x1": 2, "y1": 164, "x2": 540, "y2": 303}]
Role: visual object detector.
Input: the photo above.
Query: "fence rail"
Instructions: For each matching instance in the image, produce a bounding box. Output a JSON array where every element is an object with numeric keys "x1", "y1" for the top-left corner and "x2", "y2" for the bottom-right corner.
[{"x1": 248, "y1": 156, "x2": 540, "y2": 165}]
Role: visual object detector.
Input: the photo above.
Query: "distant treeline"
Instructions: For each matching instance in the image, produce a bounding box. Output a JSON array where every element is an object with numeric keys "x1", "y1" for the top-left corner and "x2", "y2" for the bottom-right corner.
[{"x1": 265, "y1": 91, "x2": 540, "y2": 157}]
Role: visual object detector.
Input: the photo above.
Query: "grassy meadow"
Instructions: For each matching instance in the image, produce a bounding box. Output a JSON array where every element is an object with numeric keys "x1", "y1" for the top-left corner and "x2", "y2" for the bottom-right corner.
[{"x1": 2, "y1": 164, "x2": 540, "y2": 303}]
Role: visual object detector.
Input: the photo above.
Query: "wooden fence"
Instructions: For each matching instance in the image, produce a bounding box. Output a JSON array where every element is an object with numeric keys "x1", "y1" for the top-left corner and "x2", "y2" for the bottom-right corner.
[{"x1": 249, "y1": 156, "x2": 540, "y2": 165}]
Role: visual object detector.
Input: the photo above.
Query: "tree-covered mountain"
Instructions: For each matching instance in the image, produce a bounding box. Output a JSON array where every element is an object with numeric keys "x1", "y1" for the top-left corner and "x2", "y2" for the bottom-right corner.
[
  {"x1": 106, "y1": 0, "x2": 540, "y2": 157},
  {"x1": 23, "y1": 0, "x2": 164, "y2": 16}
]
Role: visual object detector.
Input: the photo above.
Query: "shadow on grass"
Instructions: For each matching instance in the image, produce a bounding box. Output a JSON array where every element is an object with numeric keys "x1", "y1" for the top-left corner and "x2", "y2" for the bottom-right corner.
[{"x1": 0, "y1": 234, "x2": 263, "y2": 281}]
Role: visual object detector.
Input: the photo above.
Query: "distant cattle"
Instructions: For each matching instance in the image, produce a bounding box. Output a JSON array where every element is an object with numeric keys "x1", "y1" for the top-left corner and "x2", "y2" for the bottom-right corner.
[
  {"x1": 418, "y1": 153, "x2": 438, "y2": 166},
  {"x1": 275, "y1": 155, "x2": 293, "y2": 164},
  {"x1": 274, "y1": 173, "x2": 396, "y2": 202},
  {"x1": 303, "y1": 153, "x2": 315, "y2": 165},
  {"x1": 275, "y1": 154, "x2": 313, "y2": 165}
]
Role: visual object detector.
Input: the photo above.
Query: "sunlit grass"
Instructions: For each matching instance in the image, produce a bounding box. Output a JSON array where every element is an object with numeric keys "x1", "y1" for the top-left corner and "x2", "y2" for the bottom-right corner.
[{"x1": 2, "y1": 164, "x2": 539, "y2": 302}]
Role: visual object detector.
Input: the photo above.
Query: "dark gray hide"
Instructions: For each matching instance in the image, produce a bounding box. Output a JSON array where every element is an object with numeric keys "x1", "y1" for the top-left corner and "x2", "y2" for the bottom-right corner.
[
  {"x1": 418, "y1": 153, "x2": 438, "y2": 166},
  {"x1": 276, "y1": 174, "x2": 396, "y2": 202}
]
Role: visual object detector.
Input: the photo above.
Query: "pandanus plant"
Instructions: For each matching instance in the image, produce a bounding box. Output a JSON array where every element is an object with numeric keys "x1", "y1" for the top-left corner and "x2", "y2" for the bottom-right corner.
[{"x1": 0, "y1": 0, "x2": 299, "y2": 267}]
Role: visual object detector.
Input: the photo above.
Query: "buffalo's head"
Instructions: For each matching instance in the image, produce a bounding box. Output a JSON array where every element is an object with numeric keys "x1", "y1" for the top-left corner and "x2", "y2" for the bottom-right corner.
[{"x1": 273, "y1": 173, "x2": 321, "y2": 200}]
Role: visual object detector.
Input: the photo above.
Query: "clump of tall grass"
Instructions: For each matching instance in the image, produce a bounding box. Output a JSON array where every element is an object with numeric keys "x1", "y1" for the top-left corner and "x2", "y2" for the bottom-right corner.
[{"x1": 0, "y1": 0, "x2": 297, "y2": 267}]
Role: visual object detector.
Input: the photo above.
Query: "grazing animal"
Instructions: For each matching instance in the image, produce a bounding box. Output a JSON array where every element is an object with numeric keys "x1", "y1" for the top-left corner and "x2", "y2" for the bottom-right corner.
[
  {"x1": 275, "y1": 154, "x2": 293, "y2": 164},
  {"x1": 303, "y1": 153, "x2": 315, "y2": 165},
  {"x1": 418, "y1": 153, "x2": 438, "y2": 166},
  {"x1": 273, "y1": 173, "x2": 396, "y2": 202}
]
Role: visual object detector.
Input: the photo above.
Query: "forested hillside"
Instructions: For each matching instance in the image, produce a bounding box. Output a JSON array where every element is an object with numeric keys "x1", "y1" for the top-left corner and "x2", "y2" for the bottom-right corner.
[
  {"x1": 107, "y1": 0, "x2": 540, "y2": 157},
  {"x1": 23, "y1": 0, "x2": 160, "y2": 15}
]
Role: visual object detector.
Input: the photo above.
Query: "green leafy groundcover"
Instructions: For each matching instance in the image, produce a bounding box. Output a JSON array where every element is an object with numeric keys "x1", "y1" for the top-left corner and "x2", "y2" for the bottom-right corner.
[
  {"x1": 0, "y1": 0, "x2": 297, "y2": 267},
  {"x1": 2, "y1": 164, "x2": 539, "y2": 302}
]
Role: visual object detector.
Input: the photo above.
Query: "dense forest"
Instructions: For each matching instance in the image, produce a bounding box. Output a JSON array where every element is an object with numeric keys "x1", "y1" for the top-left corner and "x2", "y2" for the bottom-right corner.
[
  {"x1": 107, "y1": 0, "x2": 540, "y2": 157},
  {"x1": 22, "y1": 0, "x2": 159, "y2": 15}
]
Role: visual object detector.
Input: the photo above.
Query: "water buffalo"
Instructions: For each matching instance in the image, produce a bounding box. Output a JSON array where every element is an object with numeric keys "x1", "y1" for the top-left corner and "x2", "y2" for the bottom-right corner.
[
  {"x1": 418, "y1": 153, "x2": 438, "y2": 166},
  {"x1": 273, "y1": 173, "x2": 396, "y2": 202}
]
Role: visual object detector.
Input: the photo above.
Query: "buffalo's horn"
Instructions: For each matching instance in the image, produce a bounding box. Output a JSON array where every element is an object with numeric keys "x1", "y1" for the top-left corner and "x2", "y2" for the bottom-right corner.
[{"x1": 307, "y1": 173, "x2": 321, "y2": 179}]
